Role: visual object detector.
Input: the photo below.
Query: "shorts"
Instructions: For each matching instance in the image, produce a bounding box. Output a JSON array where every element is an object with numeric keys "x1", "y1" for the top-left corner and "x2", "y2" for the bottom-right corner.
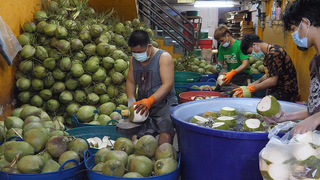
[{"x1": 136, "y1": 95, "x2": 178, "y2": 138}]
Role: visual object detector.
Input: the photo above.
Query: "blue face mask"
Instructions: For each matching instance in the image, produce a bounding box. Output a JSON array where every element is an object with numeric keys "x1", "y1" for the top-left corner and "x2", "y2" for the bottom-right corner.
[
  {"x1": 251, "y1": 45, "x2": 264, "y2": 59},
  {"x1": 292, "y1": 19, "x2": 310, "y2": 48},
  {"x1": 133, "y1": 46, "x2": 150, "y2": 62},
  {"x1": 222, "y1": 36, "x2": 230, "y2": 48}
]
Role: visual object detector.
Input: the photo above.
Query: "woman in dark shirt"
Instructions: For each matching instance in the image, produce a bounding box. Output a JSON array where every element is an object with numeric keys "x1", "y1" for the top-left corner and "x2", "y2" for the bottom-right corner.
[{"x1": 263, "y1": 0, "x2": 320, "y2": 135}]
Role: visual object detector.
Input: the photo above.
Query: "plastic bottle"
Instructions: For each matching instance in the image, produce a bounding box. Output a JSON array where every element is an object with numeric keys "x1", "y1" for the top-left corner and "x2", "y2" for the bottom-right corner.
[{"x1": 271, "y1": 1, "x2": 276, "y2": 20}]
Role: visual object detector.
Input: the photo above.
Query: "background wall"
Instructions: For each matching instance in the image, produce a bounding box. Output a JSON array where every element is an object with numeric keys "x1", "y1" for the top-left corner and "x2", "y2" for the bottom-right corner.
[{"x1": 0, "y1": 0, "x2": 42, "y2": 121}]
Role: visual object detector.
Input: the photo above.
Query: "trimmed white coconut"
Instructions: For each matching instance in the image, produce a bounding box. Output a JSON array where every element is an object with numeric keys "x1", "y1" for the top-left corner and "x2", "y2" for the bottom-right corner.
[
  {"x1": 259, "y1": 154, "x2": 269, "y2": 172},
  {"x1": 292, "y1": 143, "x2": 318, "y2": 161},
  {"x1": 268, "y1": 163, "x2": 290, "y2": 180},
  {"x1": 243, "y1": 119, "x2": 263, "y2": 132},
  {"x1": 291, "y1": 131, "x2": 320, "y2": 146},
  {"x1": 129, "y1": 105, "x2": 149, "y2": 123},
  {"x1": 211, "y1": 122, "x2": 230, "y2": 130},
  {"x1": 257, "y1": 95, "x2": 282, "y2": 118},
  {"x1": 260, "y1": 145, "x2": 292, "y2": 164},
  {"x1": 219, "y1": 107, "x2": 237, "y2": 117},
  {"x1": 216, "y1": 116, "x2": 236, "y2": 128},
  {"x1": 217, "y1": 74, "x2": 226, "y2": 86},
  {"x1": 190, "y1": 116, "x2": 209, "y2": 126}
]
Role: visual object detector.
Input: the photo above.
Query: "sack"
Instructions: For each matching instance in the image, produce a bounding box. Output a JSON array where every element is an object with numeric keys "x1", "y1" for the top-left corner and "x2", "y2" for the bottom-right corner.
[
  {"x1": 0, "y1": 16, "x2": 22, "y2": 66},
  {"x1": 259, "y1": 122, "x2": 320, "y2": 180}
]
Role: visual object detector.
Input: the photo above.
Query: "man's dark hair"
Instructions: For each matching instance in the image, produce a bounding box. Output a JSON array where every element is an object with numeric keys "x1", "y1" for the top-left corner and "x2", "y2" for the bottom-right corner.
[
  {"x1": 127, "y1": 30, "x2": 151, "y2": 48},
  {"x1": 282, "y1": 0, "x2": 320, "y2": 32},
  {"x1": 240, "y1": 34, "x2": 263, "y2": 55}
]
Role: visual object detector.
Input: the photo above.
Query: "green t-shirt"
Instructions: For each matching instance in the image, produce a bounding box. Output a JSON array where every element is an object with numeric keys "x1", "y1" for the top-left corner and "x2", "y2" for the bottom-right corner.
[{"x1": 217, "y1": 40, "x2": 251, "y2": 74}]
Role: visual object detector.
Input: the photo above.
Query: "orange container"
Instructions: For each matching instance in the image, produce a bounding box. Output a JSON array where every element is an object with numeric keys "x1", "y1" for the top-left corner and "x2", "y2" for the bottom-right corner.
[{"x1": 179, "y1": 87, "x2": 223, "y2": 103}]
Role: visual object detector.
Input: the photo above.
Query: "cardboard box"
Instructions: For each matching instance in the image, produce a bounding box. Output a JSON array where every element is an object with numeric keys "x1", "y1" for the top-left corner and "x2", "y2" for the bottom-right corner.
[{"x1": 240, "y1": 21, "x2": 254, "y2": 28}]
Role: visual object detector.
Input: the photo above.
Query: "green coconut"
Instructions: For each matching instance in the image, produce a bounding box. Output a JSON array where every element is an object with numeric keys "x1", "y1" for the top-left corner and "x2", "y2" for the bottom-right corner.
[
  {"x1": 83, "y1": 43, "x2": 96, "y2": 55},
  {"x1": 46, "y1": 99, "x2": 60, "y2": 112},
  {"x1": 211, "y1": 122, "x2": 230, "y2": 130},
  {"x1": 17, "y1": 34, "x2": 30, "y2": 46},
  {"x1": 219, "y1": 107, "x2": 237, "y2": 116},
  {"x1": 20, "y1": 106, "x2": 40, "y2": 120},
  {"x1": 256, "y1": 95, "x2": 282, "y2": 118},
  {"x1": 233, "y1": 86, "x2": 252, "y2": 98},
  {"x1": 92, "y1": 68, "x2": 107, "y2": 82},
  {"x1": 35, "y1": 46, "x2": 48, "y2": 60},
  {"x1": 243, "y1": 119, "x2": 264, "y2": 132},
  {"x1": 76, "y1": 105, "x2": 96, "y2": 123},
  {"x1": 74, "y1": 90, "x2": 87, "y2": 103},
  {"x1": 70, "y1": 38, "x2": 83, "y2": 51},
  {"x1": 17, "y1": 155, "x2": 43, "y2": 174},
  {"x1": 243, "y1": 112, "x2": 261, "y2": 119},
  {"x1": 16, "y1": 77, "x2": 31, "y2": 91},
  {"x1": 21, "y1": 45, "x2": 36, "y2": 59},
  {"x1": 4, "y1": 141, "x2": 35, "y2": 162},
  {"x1": 59, "y1": 91, "x2": 73, "y2": 104},
  {"x1": 33, "y1": 66, "x2": 47, "y2": 79},
  {"x1": 114, "y1": 137, "x2": 135, "y2": 155},
  {"x1": 87, "y1": 93, "x2": 100, "y2": 105},
  {"x1": 154, "y1": 157, "x2": 178, "y2": 176},
  {"x1": 102, "y1": 159, "x2": 125, "y2": 177},
  {"x1": 128, "y1": 156, "x2": 153, "y2": 177},
  {"x1": 216, "y1": 116, "x2": 236, "y2": 128},
  {"x1": 5, "y1": 116, "x2": 24, "y2": 129},
  {"x1": 60, "y1": 57, "x2": 72, "y2": 71},
  {"x1": 58, "y1": 150, "x2": 80, "y2": 169},
  {"x1": 123, "y1": 172, "x2": 143, "y2": 177},
  {"x1": 94, "y1": 83, "x2": 107, "y2": 94},
  {"x1": 44, "y1": 24, "x2": 58, "y2": 37},
  {"x1": 31, "y1": 79, "x2": 44, "y2": 91},
  {"x1": 41, "y1": 159, "x2": 60, "y2": 173},
  {"x1": 19, "y1": 60, "x2": 33, "y2": 73},
  {"x1": 71, "y1": 64, "x2": 84, "y2": 77},
  {"x1": 30, "y1": 95, "x2": 43, "y2": 107},
  {"x1": 23, "y1": 22, "x2": 37, "y2": 33},
  {"x1": 51, "y1": 82, "x2": 65, "y2": 94},
  {"x1": 24, "y1": 127, "x2": 49, "y2": 152},
  {"x1": 190, "y1": 115, "x2": 209, "y2": 126},
  {"x1": 135, "y1": 135, "x2": 157, "y2": 158},
  {"x1": 98, "y1": 102, "x2": 116, "y2": 116},
  {"x1": 55, "y1": 26, "x2": 68, "y2": 39},
  {"x1": 65, "y1": 78, "x2": 78, "y2": 90}
]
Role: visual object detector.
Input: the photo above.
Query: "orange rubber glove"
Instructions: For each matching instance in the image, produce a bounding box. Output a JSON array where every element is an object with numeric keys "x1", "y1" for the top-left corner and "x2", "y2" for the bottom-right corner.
[
  {"x1": 133, "y1": 95, "x2": 156, "y2": 115},
  {"x1": 222, "y1": 69, "x2": 237, "y2": 85},
  {"x1": 233, "y1": 85, "x2": 256, "y2": 97}
]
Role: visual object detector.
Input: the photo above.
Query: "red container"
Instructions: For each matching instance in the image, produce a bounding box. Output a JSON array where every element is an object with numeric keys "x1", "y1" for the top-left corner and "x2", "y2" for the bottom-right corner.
[
  {"x1": 199, "y1": 39, "x2": 213, "y2": 45},
  {"x1": 179, "y1": 87, "x2": 223, "y2": 103}
]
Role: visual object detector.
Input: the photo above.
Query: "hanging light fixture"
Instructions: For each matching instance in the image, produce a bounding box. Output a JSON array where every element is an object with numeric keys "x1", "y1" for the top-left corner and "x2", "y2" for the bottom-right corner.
[{"x1": 194, "y1": 1, "x2": 235, "y2": 7}]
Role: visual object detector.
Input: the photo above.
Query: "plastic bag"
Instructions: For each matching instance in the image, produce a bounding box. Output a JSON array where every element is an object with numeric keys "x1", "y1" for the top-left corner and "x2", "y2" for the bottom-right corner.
[
  {"x1": 0, "y1": 15, "x2": 22, "y2": 66},
  {"x1": 259, "y1": 122, "x2": 320, "y2": 180}
]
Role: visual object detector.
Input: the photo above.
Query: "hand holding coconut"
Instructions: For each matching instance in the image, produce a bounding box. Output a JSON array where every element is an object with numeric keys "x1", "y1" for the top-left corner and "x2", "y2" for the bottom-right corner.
[
  {"x1": 221, "y1": 69, "x2": 237, "y2": 85},
  {"x1": 233, "y1": 85, "x2": 255, "y2": 98},
  {"x1": 133, "y1": 95, "x2": 156, "y2": 115}
]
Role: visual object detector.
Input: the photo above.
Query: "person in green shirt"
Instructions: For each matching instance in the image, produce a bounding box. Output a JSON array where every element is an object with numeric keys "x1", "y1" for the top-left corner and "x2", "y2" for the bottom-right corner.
[{"x1": 214, "y1": 25, "x2": 252, "y2": 89}]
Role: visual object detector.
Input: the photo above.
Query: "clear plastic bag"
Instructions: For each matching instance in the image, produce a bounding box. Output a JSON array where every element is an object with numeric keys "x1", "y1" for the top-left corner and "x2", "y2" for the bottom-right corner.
[
  {"x1": 260, "y1": 122, "x2": 320, "y2": 180},
  {"x1": 0, "y1": 15, "x2": 22, "y2": 66}
]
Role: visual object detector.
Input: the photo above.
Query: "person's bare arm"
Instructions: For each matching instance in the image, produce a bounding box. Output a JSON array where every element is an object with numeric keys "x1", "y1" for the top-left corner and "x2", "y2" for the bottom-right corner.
[
  {"x1": 126, "y1": 57, "x2": 136, "y2": 99},
  {"x1": 234, "y1": 59, "x2": 249, "y2": 73},
  {"x1": 151, "y1": 52, "x2": 175, "y2": 102},
  {"x1": 252, "y1": 76, "x2": 278, "y2": 91}
]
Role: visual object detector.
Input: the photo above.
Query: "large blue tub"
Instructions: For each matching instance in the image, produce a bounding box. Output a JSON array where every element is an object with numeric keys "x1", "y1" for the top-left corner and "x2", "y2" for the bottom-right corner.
[{"x1": 170, "y1": 98, "x2": 307, "y2": 180}]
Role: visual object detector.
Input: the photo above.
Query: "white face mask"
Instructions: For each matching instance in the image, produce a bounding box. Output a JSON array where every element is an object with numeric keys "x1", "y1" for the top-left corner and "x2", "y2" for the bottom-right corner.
[
  {"x1": 133, "y1": 46, "x2": 150, "y2": 62},
  {"x1": 291, "y1": 19, "x2": 310, "y2": 48},
  {"x1": 222, "y1": 36, "x2": 230, "y2": 48}
]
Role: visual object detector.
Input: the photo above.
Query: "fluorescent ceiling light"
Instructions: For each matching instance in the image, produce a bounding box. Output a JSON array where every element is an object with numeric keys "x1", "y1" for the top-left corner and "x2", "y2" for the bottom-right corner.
[{"x1": 194, "y1": 1, "x2": 234, "y2": 7}]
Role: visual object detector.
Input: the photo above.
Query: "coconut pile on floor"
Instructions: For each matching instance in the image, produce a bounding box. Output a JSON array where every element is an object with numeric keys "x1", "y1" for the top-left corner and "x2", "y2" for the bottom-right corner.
[
  {"x1": 173, "y1": 54, "x2": 219, "y2": 74},
  {"x1": 249, "y1": 54, "x2": 265, "y2": 74},
  {"x1": 15, "y1": 0, "x2": 157, "y2": 127},
  {"x1": 91, "y1": 135, "x2": 178, "y2": 177}
]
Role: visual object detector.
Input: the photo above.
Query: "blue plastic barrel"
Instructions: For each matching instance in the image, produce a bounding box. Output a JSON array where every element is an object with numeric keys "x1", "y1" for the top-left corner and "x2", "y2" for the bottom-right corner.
[
  {"x1": 84, "y1": 150, "x2": 180, "y2": 180},
  {"x1": 170, "y1": 98, "x2": 307, "y2": 180},
  {"x1": 200, "y1": 73, "x2": 218, "y2": 82}
]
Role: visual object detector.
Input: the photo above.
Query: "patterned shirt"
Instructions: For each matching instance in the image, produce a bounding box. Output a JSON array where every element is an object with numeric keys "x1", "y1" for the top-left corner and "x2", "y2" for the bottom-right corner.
[
  {"x1": 264, "y1": 45, "x2": 299, "y2": 102},
  {"x1": 308, "y1": 54, "x2": 320, "y2": 115}
]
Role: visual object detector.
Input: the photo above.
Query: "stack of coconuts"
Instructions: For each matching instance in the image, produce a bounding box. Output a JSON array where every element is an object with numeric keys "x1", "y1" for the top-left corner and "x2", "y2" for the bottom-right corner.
[
  {"x1": 0, "y1": 105, "x2": 89, "y2": 174},
  {"x1": 15, "y1": 0, "x2": 158, "y2": 127},
  {"x1": 249, "y1": 54, "x2": 265, "y2": 74},
  {"x1": 173, "y1": 54, "x2": 219, "y2": 74},
  {"x1": 91, "y1": 135, "x2": 178, "y2": 177}
]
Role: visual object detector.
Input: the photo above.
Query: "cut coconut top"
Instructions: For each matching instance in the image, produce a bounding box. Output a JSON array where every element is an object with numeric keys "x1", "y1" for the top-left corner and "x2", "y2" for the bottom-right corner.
[
  {"x1": 193, "y1": 116, "x2": 209, "y2": 122},
  {"x1": 217, "y1": 116, "x2": 235, "y2": 121},
  {"x1": 245, "y1": 119, "x2": 261, "y2": 129},
  {"x1": 257, "y1": 96, "x2": 271, "y2": 112},
  {"x1": 292, "y1": 143, "x2": 318, "y2": 161},
  {"x1": 211, "y1": 122, "x2": 225, "y2": 128},
  {"x1": 221, "y1": 107, "x2": 235, "y2": 111}
]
